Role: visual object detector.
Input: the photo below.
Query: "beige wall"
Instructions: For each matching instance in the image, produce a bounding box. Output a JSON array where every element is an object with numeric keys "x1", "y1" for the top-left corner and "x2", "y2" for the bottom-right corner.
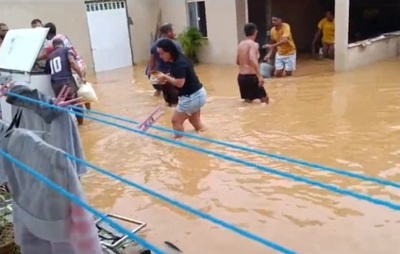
[
  {"x1": 127, "y1": 0, "x2": 160, "y2": 64},
  {"x1": 160, "y1": 0, "x2": 239, "y2": 65},
  {"x1": 0, "y1": 0, "x2": 159, "y2": 75},
  {"x1": 235, "y1": 0, "x2": 248, "y2": 43},
  {"x1": 0, "y1": 2, "x2": 94, "y2": 74},
  {"x1": 345, "y1": 37, "x2": 400, "y2": 70}
]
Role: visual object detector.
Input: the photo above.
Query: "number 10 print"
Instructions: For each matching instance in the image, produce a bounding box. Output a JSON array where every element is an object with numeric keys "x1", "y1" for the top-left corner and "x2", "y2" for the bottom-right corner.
[{"x1": 50, "y1": 56, "x2": 62, "y2": 74}]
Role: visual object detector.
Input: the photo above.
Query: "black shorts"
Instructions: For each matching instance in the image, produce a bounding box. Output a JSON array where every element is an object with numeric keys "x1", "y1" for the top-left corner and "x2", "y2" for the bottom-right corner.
[
  {"x1": 153, "y1": 83, "x2": 179, "y2": 106},
  {"x1": 237, "y1": 74, "x2": 267, "y2": 101},
  {"x1": 52, "y1": 77, "x2": 79, "y2": 100},
  {"x1": 162, "y1": 83, "x2": 179, "y2": 106},
  {"x1": 152, "y1": 84, "x2": 163, "y2": 91},
  {"x1": 52, "y1": 77, "x2": 82, "y2": 120}
]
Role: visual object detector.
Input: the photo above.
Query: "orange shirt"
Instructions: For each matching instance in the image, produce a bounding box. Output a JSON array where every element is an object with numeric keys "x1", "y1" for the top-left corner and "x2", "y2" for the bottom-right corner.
[
  {"x1": 318, "y1": 18, "x2": 335, "y2": 44},
  {"x1": 270, "y1": 23, "x2": 296, "y2": 56}
]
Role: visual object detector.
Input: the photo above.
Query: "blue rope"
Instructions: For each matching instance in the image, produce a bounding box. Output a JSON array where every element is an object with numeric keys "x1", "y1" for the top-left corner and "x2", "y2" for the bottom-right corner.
[
  {"x1": 66, "y1": 154, "x2": 296, "y2": 254},
  {"x1": 0, "y1": 150, "x2": 165, "y2": 254},
  {"x1": 6, "y1": 93, "x2": 296, "y2": 253},
  {"x1": 71, "y1": 106, "x2": 400, "y2": 190},
  {"x1": 7, "y1": 93, "x2": 400, "y2": 212}
]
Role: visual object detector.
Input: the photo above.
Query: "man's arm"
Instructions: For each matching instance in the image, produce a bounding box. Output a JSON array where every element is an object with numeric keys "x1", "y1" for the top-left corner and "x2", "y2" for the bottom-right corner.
[
  {"x1": 67, "y1": 50, "x2": 83, "y2": 80},
  {"x1": 248, "y1": 43, "x2": 262, "y2": 79},
  {"x1": 265, "y1": 39, "x2": 277, "y2": 59},
  {"x1": 271, "y1": 25, "x2": 291, "y2": 47},
  {"x1": 312, "y1": 20, "x2": 324, "y2": 53},
  {"x1": 147, "y1": 44, "x2": 157, "y2": 75},
  {"x1": 37, "y1": 49, "x2": 49, "y2": 61},
  {"x1": 148, "y1": 55, "x2": 156, "y2": 73}
]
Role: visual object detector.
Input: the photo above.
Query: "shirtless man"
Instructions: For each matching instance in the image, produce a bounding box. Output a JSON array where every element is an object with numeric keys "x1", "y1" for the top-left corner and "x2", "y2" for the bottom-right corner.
[{"x1": 236, "y1": 23, "x2": 269, "y2": 104}]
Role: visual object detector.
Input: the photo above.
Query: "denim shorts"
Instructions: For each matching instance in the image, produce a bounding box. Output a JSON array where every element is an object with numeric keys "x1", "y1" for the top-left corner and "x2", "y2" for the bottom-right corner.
[
  {"x1": 275, "y1": 53, "x2": 296, "y2": 71},
  {"x1": 176, "y1": 87, "x2": 207, "y2": 115}
]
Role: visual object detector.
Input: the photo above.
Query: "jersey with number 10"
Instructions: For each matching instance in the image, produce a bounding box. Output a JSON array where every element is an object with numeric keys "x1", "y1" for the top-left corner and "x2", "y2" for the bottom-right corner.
[{"x1": 45, "y1": 47, "x2": 73, "y2": 83}]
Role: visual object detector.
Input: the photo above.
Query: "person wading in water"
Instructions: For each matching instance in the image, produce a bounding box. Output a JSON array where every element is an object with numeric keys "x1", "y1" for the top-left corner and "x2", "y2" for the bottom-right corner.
[
  {"x1": 236, "y1": 23, "x2": 269, "y2": 104},
  {"x1": 147, "y1": 23, "x2": 183, "y2": 107}
]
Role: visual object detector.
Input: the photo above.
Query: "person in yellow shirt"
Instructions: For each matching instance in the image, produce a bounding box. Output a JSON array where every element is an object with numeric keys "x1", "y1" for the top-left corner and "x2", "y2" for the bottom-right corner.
[
  {"x1": 263, "y1": 15, "x2": 297, "y2": 77},
  {"x1": 313, "y1": 11, "x2": 335, "y2": 59}
]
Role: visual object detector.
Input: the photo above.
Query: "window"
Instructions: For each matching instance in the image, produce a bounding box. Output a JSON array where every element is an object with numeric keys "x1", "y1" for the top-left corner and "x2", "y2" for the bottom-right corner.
[
  {"x1": 187, "y1": 0, "x2": 208, "y2": 37},
  {"x1": 349, "y1": 0, "x2": 400, "y2": 43}
]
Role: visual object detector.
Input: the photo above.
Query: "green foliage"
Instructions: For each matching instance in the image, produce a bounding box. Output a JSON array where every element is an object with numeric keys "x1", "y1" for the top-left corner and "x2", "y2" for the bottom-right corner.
[{"x1": 178, "y1": 27, "x2": 207, "y2": 64}]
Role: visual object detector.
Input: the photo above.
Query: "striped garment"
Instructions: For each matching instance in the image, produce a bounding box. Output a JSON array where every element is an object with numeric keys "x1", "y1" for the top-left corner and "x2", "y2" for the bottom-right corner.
[
  {"x1": 138, "y1": 106, "x2": 164, "y2": 132},
  {"x1": 47, "y1": 34, "x2": 86, "y2": 71}
]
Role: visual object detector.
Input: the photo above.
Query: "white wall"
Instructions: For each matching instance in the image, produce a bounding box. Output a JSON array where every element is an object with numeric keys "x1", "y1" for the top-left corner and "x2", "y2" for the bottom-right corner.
[
  {"x1": 346, "y1": 36, "x2": 400, "y2": 70},
  {"x1": 127, "y1": 0, "x2": 160, "y2": 64}
]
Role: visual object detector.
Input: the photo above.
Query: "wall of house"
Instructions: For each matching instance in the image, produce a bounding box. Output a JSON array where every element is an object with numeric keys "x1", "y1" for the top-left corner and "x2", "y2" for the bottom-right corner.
[
  {"x1": 0, "y1": 0, "x2": 159, "y2": 75},
  {"x1": 345, "y1": 36, "x2": 400, "y2": 70},
  {"x1": 0, "y1": 1, "x2": 94, "y2": 73},
  {"x1": 127, "y1": 0, "x2": 160, "y2": 64},
  {"x1": 160, "y1": 0, "x2": 239, "y2": 64}
]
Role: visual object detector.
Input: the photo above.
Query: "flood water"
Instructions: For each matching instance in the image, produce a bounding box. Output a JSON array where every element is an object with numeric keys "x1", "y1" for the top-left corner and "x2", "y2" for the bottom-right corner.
[{"x1": 80, "y1": 57, "x2": 400, "y2": 254}]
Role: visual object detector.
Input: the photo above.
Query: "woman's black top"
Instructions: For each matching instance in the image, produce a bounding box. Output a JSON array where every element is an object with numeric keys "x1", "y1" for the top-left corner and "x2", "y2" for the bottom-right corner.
[{"x1": 169, "y1": 55, "x2": 202, "y2": 96}]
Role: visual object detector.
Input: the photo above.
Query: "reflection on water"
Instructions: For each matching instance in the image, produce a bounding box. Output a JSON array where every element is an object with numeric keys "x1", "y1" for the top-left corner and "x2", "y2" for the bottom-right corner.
[{"x1": 80, "y1": 57, "x2": 400, "y2": 254}]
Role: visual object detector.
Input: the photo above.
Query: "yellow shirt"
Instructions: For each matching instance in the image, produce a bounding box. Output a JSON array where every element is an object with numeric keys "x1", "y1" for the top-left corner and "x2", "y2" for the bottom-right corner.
[
  {"x1": 270, "y1": 23, "x2": 296, "y2": 56},
  {"x1": 318, "y1": 18, "x2": 335, "y2": 44}
]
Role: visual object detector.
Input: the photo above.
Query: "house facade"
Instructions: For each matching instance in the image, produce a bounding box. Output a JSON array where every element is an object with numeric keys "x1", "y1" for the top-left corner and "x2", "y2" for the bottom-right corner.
[
  {"x1": 165, "y1": 0, "x2": 400, "y2": 71},
  {"x1": 2, "y1": 0, "x2": 398, "y2": 75},
  {"x1": 0, "y1": 0, "x2": 159, "y2": 75}
]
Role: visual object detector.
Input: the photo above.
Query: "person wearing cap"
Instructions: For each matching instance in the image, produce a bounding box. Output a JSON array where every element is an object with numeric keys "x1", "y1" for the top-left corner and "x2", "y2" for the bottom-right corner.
[
  {"x1": 147, "y1": 23, "x2": 182, "y2": 106},
  {"x1": 263, "y1": 15, "x2": 297, "y2": 77},
  {"x1": 313, "y1": 10, "x2": 335, "y2": 59}
]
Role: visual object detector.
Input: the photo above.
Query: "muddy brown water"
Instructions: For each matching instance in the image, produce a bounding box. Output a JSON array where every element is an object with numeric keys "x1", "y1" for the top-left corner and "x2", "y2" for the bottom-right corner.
[{"x1": 80, "y1": 57, "x2": 400, "y2": 254}]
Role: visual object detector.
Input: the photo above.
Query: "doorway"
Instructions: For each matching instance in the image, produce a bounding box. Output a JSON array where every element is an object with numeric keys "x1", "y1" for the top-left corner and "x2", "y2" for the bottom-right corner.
[
  {"x1": 85, "y1": 0, "x2": 133, "y2": 72},
  {"x1": 247, "y1": 0, "x2": 271, "y2": 58}
]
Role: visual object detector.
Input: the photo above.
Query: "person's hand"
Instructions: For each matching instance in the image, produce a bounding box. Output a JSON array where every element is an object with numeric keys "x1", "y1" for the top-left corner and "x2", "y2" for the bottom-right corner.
[
  {"x1": 80, "y1": 77, "x2": 87, "y2": 84},
  {"x1": 258, "y1": 76, "x2": 265, "y2": 87},
  {"x1": 157, "y1": 73, "x2": 168, "y2": 84},
  {"x1": 264, "y1": 54, "x2": 271, "y2": 62},
  {"x1": 0, "y1": 81, "x2": 15, "y2": 97}
]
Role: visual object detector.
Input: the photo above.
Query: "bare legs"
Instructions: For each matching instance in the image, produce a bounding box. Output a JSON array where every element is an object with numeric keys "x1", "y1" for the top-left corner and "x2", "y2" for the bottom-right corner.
[
  {"x1": 323, "y1": 43, "x2": 334, "y2": 59},
  {"x1": 188, "y1": 111, "x2": 205, "y2": 132},
  {"x1": 274, "y1": 69, "x2": 292, "y2": 77},
  {"x1": 171, "y1": 110, "x2": 204, "y2": 139}
]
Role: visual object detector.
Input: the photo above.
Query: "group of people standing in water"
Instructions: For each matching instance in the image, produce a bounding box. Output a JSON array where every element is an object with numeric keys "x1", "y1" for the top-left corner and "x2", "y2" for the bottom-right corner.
[
  {"x1": 147, "y1": 13, "x2": 334, "y2": 139},
  {"x1": 146, "y1": 18, "x2": 289, "y2": 138}
]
